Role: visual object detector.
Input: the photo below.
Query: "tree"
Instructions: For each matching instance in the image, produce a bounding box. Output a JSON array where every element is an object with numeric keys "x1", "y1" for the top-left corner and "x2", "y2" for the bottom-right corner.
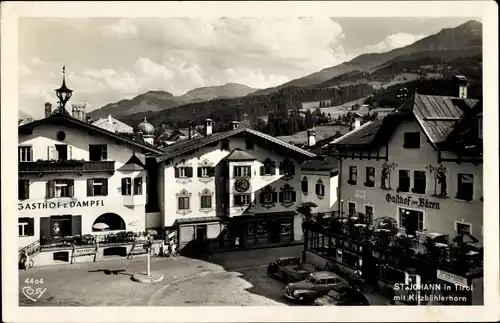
[{"x1": 297, "y1": 202, "x2": 318, "y2": 223}]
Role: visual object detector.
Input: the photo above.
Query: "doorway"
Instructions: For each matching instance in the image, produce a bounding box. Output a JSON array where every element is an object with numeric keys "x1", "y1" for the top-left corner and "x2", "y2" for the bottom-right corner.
[
  {"x1": 55, "y1": 144, "x2": 68, "y2": 160},
  {"x1": 50, "y1": 215, "x2": 72, "y2": 243},
  {"x1": 399, "y1": 208, "x2": 423, "y2": 236},
  {"x1": 196, "y1": 225, "x2": 207, "y2": 250},
  {"x1": 269, "y1": 220, "x2": 281, "y2": 243}
]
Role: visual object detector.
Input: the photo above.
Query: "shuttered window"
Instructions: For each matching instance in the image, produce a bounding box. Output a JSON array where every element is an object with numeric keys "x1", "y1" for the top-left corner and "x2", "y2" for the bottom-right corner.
[{"x1": 87, "y1": 178, "x2": 108, "y2": 196}]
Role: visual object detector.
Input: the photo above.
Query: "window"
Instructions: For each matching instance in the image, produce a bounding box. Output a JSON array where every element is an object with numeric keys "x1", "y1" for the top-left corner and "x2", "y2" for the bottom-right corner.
[
  {"x1": 348, "y1": 166, "x2": 357, "y2": 185},
  {"x1": 234, "y1": 194, "x2": 251, "y2": 206},
  {"x1": 134, "y1": 177, "x2": 143, "y2": 195},
  {"x1": 245, "y1": 139, "x2": 255, "y2": 150},
  {"x1": 175, "y1": 166, "x2": 193, "y2": 178},
  {"x1": 87, "y1": 178, "x2": 108, "y2": 196},
  {"x1": 201, "y1": 195, "x2": 212, "y2": 209},
  {"x1": 18, "y1": 179, "x2": 29, "y2": 200},
  {"x1": 404, "y1": 132, "x2": 420, "y2": 148},
  {"x1": 399, "y1": 208, "x2": 424, "y2": 232},
  {"x1": 365, "y1": 205, "x2": 374, "y2": 224},
  {"x1": 121, "y1": 177, "x2": 132, "y2": 196},
  {"x1": 364, "y1": 167, "x2": 375, "y2": 187},
  {"x1": 89, "y1": 144, "x2": 108, "y2": 161},
  {"x1": 46, "y1": 179, "x2": 74, "y2": 198},
  {"x1": 280, "y1": 221, "x2": 293, "y2": 236},
  {"x1": 412, "y1": 171, "x2": 426, "y2": 194},
  {"x1": 178, "y1": 197, "x2": 190, "y2": 210},
  {"x1": 221, "y1": 140, "x2": 230, "y2": 150},
  {"x1": 398, "y1": 170, "x2": 410, "y2": 192},
  {"x1": 315, "y1": 179, "x2": 325, "y2": 197},
  {"x1": 348, "y1": 202, "x2": 356, "y2": 215},
  {"x1": 456, "y1": 222, "x2": 471, "y2": 235},
  {"x1": 279, "y1": 159, "x2": 295, "y2": 177},
  {"x1": 279, "y1": 185, "x2": 296, "y2": 204},
  {"x1": 55, "y1": 144, "x2": 68, "y2": 160},
  {"x1": 259, "y1": 186, "x2": 277, "y2": 204},
  {"x1": 457, "y1": 173, "x2": 474, "y2": 201},
  {"x1": 18, "y1": 146, "x2": 32, "y2": 162},
  {"x1": 197, "y1": 166, "x2": 214, "y2": 178},
  {"x1": 18, "y1": 218, "x2": 34, "y2": 237},
  {"x1": 260, "y1": 158, "x2": 276, "y2": 176},
  {"x1": 234, "y1": 166, "x2": 251, "y2": 177},
  {"x1": 301, "y1": 177, "x2": 308, "y2": 194}
]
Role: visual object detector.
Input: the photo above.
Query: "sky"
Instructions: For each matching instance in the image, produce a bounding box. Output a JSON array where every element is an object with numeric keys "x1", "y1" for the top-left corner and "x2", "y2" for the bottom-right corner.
[{"x1": 18, "y1": 17, "x2": 476, "y2": 118}]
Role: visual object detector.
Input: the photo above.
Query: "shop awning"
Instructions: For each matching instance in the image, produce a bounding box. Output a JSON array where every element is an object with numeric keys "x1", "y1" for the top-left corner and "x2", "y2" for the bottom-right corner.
[{"x1": 175, "y1": 216, "x2": 221, "y2": 225}]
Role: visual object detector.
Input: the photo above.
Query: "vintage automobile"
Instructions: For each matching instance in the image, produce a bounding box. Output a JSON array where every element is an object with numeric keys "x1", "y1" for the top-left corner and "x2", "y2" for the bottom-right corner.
[
  {"x1": 267, "y1": 257, "x2": 312, "y2": 283},
  {"x1": 314, "y1": 286, "x2": 370, "y2": 306},
  {"x1": 284, "y1": 271, "x2": 349, "y2": 304}
]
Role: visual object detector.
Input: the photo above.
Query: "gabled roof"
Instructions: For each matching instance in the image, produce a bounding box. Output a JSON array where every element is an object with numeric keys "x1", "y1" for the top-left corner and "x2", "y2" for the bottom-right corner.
[
  {"x1": 117, "y1": 154, "x2": 146, "y2": 171},
  {"x1": 156, "y1": 126, "x2": 316, "y2": 162},
  {"x1": 18, "y1": 112, "x2": 163, "y2": 154},
  {"x1": 225, "y1": 149, "x2": 258, "y2": 162},
  {"x1": 332, "y1": 94, "x2": 481, "y2": 151},
  {"x1": 92, "y1": 116, "x2": 134, "y2": 134}
]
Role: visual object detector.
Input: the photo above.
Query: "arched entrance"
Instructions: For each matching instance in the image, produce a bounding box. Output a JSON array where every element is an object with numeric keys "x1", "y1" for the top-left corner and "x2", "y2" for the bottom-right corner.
[{"x1": 92, "y1": 213, "x2": 126, "y2": 232}]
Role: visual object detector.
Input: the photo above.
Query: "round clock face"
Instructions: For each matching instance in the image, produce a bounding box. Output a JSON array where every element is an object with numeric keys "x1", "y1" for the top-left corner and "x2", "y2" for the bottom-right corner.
[{"x1": 235, "y1": 178, "x2": 250, "y2": 192}]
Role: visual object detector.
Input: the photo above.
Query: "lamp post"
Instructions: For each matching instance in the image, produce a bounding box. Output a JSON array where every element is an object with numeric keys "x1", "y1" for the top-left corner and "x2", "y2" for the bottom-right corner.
[
  {"x1": 340, "y1": 199, "x2": 344, "y2": 217},
  {"x1": 146, "y1": 235, "x2": 152, "y2": 276},
  {"x1": 54, "y1": 65, "x2": 73, "y2": 114}
]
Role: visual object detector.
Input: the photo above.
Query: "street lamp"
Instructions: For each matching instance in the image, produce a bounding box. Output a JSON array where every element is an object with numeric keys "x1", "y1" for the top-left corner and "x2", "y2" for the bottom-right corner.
[{"x1": 55, "y1": 65, "x2": 73, "y2": 114}]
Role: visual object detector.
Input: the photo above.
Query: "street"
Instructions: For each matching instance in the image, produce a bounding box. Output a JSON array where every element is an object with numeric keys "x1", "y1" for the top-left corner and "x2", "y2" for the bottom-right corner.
[{"x1": 19, "y1": 246, "x2": 388, "y2": 306}]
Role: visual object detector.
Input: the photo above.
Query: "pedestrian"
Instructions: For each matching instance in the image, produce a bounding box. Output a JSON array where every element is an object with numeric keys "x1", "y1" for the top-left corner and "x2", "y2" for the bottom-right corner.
[
  {"x1": 127, "y1": 239, "x2": 136, "y2": 259},
  {"x1": 20, "y1": 250, "x2": 27, "y2": 270},
  {"x1": 170, "y1": 239, "x2": 178, "y2": 257},
  {"x1": 235, "y1": 237, "x2": 240, "y2": 249}
]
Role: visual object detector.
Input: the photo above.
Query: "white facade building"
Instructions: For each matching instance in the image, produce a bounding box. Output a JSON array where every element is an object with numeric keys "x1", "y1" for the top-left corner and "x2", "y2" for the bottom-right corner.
[
  {"x1": 18, "y1": 112, "x2": 162, "y2": 249},
  {"x1": 155, "y1": 120, "x2": 316, "y2": 251}
]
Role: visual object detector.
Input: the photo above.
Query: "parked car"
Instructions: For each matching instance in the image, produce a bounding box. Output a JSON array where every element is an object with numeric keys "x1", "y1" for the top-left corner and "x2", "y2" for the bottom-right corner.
[
  {"x1": 284, "y1": 271, "x2": 349, "y2": 304},
  {"x1": 267, "y1": 257, "x2": 311, "y2": 283},
  {"x1": 314, "y1": 286, "x2": 370, "y2": 306}
]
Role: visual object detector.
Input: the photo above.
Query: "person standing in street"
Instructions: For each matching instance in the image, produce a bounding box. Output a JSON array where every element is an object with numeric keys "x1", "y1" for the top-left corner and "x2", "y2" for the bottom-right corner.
[{"x1": 127, "y1": 239, "x2": 136, "y2": 259}]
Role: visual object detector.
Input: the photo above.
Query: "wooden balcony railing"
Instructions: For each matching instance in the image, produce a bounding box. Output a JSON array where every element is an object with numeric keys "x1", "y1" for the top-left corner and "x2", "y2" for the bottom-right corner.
[{"x1": 19, "y1": 160, "x2": 115, "y2": 174}]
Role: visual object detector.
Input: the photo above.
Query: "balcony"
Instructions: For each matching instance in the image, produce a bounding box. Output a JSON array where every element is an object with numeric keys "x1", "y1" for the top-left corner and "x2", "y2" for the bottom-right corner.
[
  {"x1": 122, "y1": 194, "x2": 146, "y2": 207},
  {"x1": 19, "y1": 160, "x2": 115, "y2": 174}
]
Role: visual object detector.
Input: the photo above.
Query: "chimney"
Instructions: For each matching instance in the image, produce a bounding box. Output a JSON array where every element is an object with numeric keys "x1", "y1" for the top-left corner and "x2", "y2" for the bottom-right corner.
[
  {"x1": 307, "y1": 128, "x2": 316, "y2": 147},
  {"x1": 231, "y1": 121, "x2": 240, "y2": 130},
  {"x1": 204, "y1": 119, "x2": 213, "y2": 137},
  {"x1": 453, "y1": 75, "x2": 468, "y2": 99},
  {"x1": 108, "y1": 114, "x2": 112, "y2": 124},
  {"x1": 354, "y1": 118, "x2": 361, "y2": 130},
  {"x1": 44, "y1": 102, "x2": 52, "y2": 118}
]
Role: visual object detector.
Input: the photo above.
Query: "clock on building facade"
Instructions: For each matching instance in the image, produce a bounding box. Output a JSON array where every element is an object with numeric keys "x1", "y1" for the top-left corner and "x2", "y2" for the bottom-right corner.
[{"x1": 235, "y1": 178, "x2": 250, "y2": 192}]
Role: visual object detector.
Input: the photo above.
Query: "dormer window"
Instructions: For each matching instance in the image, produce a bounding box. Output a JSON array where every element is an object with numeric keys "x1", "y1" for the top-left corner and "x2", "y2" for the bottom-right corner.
[
  {"x1": 279, "y1": 159, "x2": 295, "y2": 177},
  {"x1": 403, "y1": 132, "x2": 420, "y2": 149}
]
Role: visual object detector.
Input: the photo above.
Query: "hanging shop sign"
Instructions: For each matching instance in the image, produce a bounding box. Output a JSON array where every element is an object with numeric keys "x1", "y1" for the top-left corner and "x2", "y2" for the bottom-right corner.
[
  {"x1": 18, "y1": 199, "x2": 105, "y2": 211},
  {"x1": 385, "y1": 193, "x2": 440, "y2": 210},
  {"x1": 73, "y1": 247, "x2": 96, "y2": 257}
]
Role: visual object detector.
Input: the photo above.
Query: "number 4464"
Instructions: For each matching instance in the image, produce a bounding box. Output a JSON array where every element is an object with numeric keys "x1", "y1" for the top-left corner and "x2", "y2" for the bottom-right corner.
[{"x1": 25, "y1": 278, "x2": 43, "y2": 284}]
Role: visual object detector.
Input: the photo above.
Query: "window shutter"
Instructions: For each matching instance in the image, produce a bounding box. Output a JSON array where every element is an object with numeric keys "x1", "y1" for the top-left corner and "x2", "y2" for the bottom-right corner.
[
  {"x1": 291, "y1": 191, "x2": 296, "y2": 202},
  {"x1": 260, "y1": 166, "x2": 264, "y2": 176},
  {"x1": 187, "y1": 167, "x2": 193, "y2": 178},
  {"x1": 279, "y1": 164, "x2": 284, "y2": 175},
  {"x1": 27, "y1": 218, "x2": 35, "y2": 236},
  {"x1": 24, "y1": 180, "x2": 30, "y2": 199},
  {"x1": 271, "y1": 166, "x2": 276, "y2": 175},
  {"x1": 102, "y1": 178, "x2": 108, "y2": 196},
  {"x1": 68, "y1": 146, "x2": 73, "y2": 160},
  {"x1": 40, "y1": 217, "x2": 51, "y2": 240},
  {"x1": 68, "y1": 180, "x2": 75, "y2": 197},
  {"x1": 272, "y1": 192, "x2": 278, "y2": 203},
  {"x1": 46, "y1": 180, "x2": 54, "y2": 198},
  {"x1": 71, "y1": 215, "x2": 82, "y2": 236},
  {"x1": 197, "y1": 167, "x2": 202, "y2": 177},
  {"x1": 87, "y1": 179, "x2": 94, "y2": 196},
  {"x1": 279, "y1": 192, "x2": 284, "y2": 203},
  {"x1": 259, "y1": 192, "x2": 265, "y2": 203},
  {"x1": 102, "y1": 145, "x2": 108, "y2": 160},
  {"x1": 209, "y1": 167, "x2": 215, "y2": 177},
  {"x1": 174, "y1": 167, "x2": 179, "y2": 178},
  {"x1": 121, "y1": 178, "x2": 127, "y2": 195}
]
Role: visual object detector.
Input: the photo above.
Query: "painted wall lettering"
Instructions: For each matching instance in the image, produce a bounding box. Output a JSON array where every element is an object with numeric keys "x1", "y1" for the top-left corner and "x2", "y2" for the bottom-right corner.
[
  {"x1": 18, "y1": 200, "x2": 105, "y2": 211},
  {"x1": 386, "y1": 193, "x2": 440, "y2": 210},
  {"x1": 73, "y1": 247, "x2": 96, "y2": 257}
]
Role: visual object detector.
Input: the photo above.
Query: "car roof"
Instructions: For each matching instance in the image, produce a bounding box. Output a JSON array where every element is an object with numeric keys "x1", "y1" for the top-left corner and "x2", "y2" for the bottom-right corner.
[{"x1": 311, "y1": 271, "x2": 341, "y2": 279}]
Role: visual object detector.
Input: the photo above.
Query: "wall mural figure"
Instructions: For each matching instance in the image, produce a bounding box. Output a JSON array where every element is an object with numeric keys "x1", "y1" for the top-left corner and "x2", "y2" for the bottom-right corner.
[
  {"x1": 381, "y1": 161, "x2": 397, "y2": 190},
  {"x1": 427, "y1": 164, "x2": 447, "y2": 197}
]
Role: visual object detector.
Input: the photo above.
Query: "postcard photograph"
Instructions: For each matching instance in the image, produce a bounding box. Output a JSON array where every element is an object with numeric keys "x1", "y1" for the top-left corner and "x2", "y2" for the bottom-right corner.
[{"x1": 2, "y1": 1, "x2": 499, "y2": 322}]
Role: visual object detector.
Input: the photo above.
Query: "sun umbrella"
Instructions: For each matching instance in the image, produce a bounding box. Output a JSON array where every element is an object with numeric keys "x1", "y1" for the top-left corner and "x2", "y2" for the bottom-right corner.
[
  {"x1": 453, "y1": 234, "x2": 479, "y2": 244},
  {"x1": 92, "y1": 222, "x2": 109, "y2": 230}
]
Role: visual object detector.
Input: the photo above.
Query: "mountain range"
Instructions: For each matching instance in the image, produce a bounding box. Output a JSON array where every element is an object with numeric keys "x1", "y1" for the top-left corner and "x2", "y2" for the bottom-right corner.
[{"x1": 87, "y1": 20, "x2": 481, "y2": 122}]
